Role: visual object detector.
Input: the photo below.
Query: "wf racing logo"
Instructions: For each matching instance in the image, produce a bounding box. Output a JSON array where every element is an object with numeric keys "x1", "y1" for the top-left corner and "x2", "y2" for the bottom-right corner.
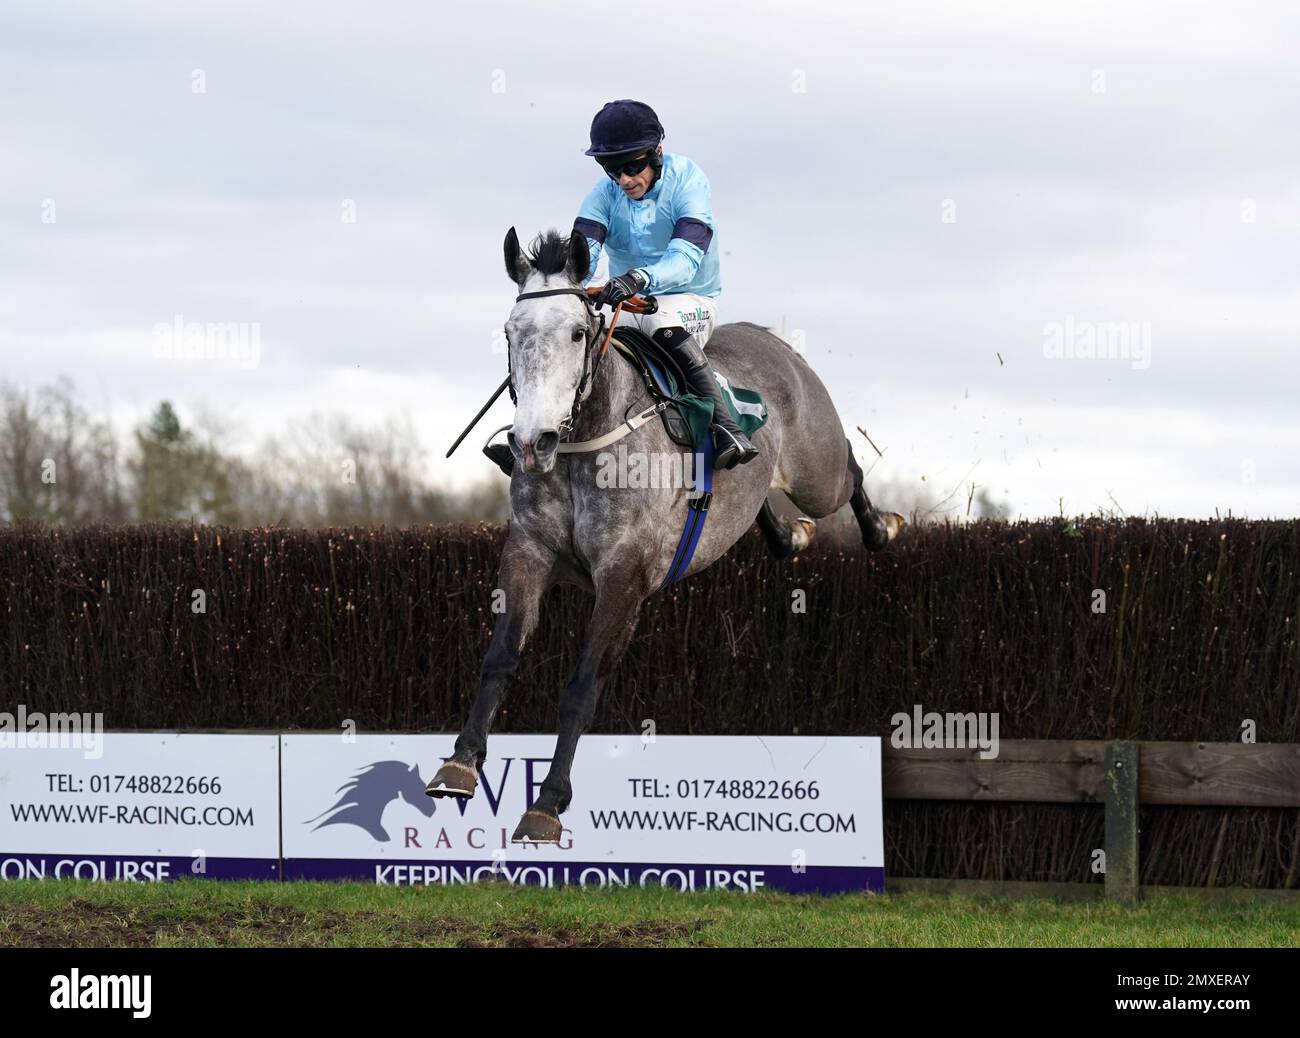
[{"x1": 304, "y1": 757, "x2": 561, "y2": 849}]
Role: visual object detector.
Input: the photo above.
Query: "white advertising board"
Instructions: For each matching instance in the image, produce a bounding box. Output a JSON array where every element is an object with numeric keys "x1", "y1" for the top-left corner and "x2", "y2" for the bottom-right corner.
[
  {"x1": 281, "y1": 734, "x2": 883, "y2": 893},
  {"x1": 0, "y1": 732, "x2": 280, "y2": 881}
]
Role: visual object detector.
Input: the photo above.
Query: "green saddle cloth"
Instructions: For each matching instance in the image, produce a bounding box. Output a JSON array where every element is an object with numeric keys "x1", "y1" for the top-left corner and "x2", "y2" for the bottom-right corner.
[{"x1": 660, "y1": 367, "x2": 768, "y2": 450}]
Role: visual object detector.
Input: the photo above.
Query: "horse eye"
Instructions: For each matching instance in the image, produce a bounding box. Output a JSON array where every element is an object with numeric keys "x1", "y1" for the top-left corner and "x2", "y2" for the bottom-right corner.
[{"x1": 571, "y1": 328, "x2": 584, "y2": 342}]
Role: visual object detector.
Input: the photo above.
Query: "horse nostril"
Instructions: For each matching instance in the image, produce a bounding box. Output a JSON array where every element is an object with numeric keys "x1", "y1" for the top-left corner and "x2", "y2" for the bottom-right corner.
[{"x1": 535, "y1": 430, "x2": 559, "y2": 455}]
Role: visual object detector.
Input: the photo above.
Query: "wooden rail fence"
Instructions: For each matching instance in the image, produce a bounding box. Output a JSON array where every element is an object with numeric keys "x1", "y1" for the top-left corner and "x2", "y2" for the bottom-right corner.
[{"x1": 883, "y1": 740, "x2": 1300, "y2": 901}]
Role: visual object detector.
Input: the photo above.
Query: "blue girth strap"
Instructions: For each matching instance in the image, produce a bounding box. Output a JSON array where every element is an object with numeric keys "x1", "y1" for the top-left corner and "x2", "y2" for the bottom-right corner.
[{"x1": 659, "y1": 433, "x2": 714, "y2": 589}]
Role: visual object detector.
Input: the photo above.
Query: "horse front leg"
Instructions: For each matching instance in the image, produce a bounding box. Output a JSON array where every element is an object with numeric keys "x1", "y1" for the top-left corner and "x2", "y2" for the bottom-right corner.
[
  {"x1": 426, "y1": 535, "x2": 554, "y2": 800},
  {"x1": 511, "y1": 560, "x2": 648, "y2": 842}
]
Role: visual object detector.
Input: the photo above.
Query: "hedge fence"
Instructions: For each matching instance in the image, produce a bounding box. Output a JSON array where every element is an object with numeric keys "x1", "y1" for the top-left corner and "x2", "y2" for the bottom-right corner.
[{"x1": 3, "y1": 517, "x2": 1298, "y2": 887}]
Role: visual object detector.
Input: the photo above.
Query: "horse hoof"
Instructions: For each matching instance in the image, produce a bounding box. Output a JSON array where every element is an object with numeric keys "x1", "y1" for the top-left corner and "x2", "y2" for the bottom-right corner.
[
  {"x1": 790, "y1": 517, "x2": 817, "y2": 553},
  {"x1": 425, "y1": 761, "x2": 477, "y2": 799},
  {"x1": 511, "y1": 809, "x2": 563, "y2": 844},
  {"x1": 864, "y1": 512, "x2": 907, "y2": 551}
]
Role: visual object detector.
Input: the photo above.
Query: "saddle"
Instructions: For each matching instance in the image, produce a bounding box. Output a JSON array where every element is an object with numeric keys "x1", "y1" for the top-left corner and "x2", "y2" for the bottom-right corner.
[{"x1": 607, "y1": 325, "x2": 711, "y2": 449}]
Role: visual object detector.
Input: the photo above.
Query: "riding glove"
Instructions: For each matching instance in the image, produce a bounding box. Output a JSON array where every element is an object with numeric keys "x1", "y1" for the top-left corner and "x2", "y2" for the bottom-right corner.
[{"x1": 597, "y1": 269, "x2": 649, "y2": 308}]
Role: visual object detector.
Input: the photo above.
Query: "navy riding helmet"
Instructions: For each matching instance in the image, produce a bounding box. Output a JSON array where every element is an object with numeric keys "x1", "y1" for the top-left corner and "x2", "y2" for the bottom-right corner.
[{"x1": 584, "y1": 99, "x2": 664, "y2": 159}]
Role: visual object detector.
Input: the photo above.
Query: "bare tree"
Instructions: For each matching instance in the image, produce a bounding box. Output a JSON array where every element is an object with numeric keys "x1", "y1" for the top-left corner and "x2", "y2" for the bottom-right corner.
[
  {"x1": 0, "y1": 379, "x2": 555, "y2": 528},
  {"x1": 0, "y1": 378, "x2": 125, "y2": 523},
  {"x1": 234, "y1": 411, "x2": 509, "y2": 527}
]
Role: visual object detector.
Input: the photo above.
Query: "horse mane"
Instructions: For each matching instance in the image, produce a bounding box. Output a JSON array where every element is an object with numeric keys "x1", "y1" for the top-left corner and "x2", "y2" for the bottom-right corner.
[{"x1": 526, "y1": 229, "x2": 575, "y2": 278}]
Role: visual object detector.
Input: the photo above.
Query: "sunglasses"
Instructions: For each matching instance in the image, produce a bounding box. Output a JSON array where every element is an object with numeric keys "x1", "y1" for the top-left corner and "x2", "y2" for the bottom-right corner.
[{"x1": 599, "y1": 152, "x2": 653, "y2": 180}]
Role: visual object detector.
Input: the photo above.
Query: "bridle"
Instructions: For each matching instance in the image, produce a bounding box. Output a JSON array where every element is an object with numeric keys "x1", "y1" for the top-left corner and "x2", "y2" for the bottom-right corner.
[
  {"x1": 510, "y1": 287, "x2": 609, "y2": 440},
  {"x1": 506, "y1": 286, "x2": 656, "y2": 445},
  {"x1": 451, "y1": 285, "x2": 662, "y2": 463}
]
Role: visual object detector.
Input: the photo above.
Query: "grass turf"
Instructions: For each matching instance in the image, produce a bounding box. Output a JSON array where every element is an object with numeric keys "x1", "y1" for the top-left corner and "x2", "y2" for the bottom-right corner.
[{"x1": 2, "y1": 880, "x2": 1298, "y2": 948}]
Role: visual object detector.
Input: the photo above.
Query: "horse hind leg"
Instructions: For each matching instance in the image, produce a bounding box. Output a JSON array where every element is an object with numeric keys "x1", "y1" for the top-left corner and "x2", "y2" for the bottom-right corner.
[
  {"x1": 756, "y1": 500, "x2": 816, "y2": 560},
  {"x1": 846, "y1": 439, "x2": 906, "y2": 551}
]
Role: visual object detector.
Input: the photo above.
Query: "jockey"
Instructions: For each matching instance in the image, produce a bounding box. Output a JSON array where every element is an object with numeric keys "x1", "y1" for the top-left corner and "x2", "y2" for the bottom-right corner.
[{"x1": 575, "y1": 99, "x2": 758, "y2": 470}]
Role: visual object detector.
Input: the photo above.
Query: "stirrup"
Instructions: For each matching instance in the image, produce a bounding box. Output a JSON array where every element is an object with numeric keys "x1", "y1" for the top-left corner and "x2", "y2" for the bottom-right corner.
[
  {"x1": 483, "y1": 443, "x2": 514, "y2": 476},
  {"x1": 712, "y1": 426, "x2": 758, "y2": 470},
  {"x1": 482, "y1": 424, "x2": 515, "y2": 476}
]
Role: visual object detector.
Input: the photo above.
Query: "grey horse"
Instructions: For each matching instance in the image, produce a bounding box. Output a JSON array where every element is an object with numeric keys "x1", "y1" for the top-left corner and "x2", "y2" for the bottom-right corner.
[{"x1": 426, "y1": 228, "x2": 904, "y2": 842}]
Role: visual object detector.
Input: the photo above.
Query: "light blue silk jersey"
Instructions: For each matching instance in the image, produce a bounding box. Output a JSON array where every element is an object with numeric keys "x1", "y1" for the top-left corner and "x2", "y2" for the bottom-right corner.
[{"x1": 573, "y1": 153, "x2": 721, "y2": 298}]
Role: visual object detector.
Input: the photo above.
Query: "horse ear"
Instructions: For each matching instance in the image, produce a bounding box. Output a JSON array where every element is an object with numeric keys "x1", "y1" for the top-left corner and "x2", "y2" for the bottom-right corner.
[
  {"x1": 504, "y1": 226, "x2": 530, "y2": 285},
  {"x1": 566, "y1": 231, "x2": 590, "y2": 285}
]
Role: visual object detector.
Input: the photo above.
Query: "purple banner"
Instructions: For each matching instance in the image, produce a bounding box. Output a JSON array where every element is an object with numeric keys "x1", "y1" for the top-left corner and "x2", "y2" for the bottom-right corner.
[
  {"x1": 285, "y1": 858, "x2": 885, "y2": 894},
  {"x1": 0, "y1": 853, "x2": 279, "y2": 882}
]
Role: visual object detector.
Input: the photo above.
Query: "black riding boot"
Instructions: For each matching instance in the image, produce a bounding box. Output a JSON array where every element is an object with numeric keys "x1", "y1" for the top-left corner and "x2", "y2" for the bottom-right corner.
[{"x1": 651, "y1": 326, "x2": 759, "y2": 470}]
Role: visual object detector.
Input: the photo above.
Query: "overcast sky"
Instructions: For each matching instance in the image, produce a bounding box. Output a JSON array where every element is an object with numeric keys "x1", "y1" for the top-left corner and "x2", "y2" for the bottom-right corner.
[{"x1": 3, "y1": 0, "x2": 1298, "y2": 519}]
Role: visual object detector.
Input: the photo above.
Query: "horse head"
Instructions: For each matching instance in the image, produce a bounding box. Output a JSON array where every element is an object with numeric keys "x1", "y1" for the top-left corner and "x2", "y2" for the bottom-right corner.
[
  {"x1": 396, "y1": 761, "x2": 437, "y2": 816},
  {"x1": 502, "y1": 227, "x2": 603, "y2": 474}
]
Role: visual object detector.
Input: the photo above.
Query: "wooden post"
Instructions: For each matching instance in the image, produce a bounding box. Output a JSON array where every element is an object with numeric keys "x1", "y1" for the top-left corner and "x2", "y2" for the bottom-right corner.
[{"x1": 1105, "y1": 741, "x2": 1140, "y2": 902}]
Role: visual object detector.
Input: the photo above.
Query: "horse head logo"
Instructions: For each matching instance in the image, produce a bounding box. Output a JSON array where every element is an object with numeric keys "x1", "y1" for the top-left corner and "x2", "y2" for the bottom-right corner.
[{"x1": 306, "y1": 761, "x2": 435, "y2": 842}]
